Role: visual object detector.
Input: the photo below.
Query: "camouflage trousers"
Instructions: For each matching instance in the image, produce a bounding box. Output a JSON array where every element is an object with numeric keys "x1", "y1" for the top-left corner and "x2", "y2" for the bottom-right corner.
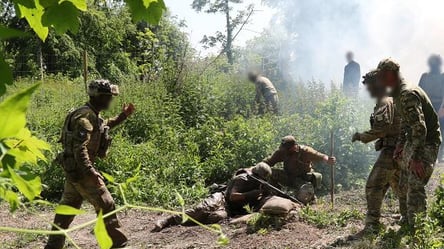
[
  {"x1": 399, "y1": 144, "x2": 437, "y2": 225},
  {"x1": 365, "y1": 148, "x2": 402, "y2": 225},
  {"x1": 258, "y1": 93, "x2": 279, "y2": 115},
  {"x1": 168, "y1": 192, "x2": 228, "y2": 226},
  {"x1": 45, "y1": 173, "x2": 127, "y2": 249}
]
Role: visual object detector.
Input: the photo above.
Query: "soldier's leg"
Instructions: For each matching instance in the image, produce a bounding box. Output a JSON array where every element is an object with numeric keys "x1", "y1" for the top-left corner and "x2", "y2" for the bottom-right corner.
[
  {"x1": 365, "y1": 166, "x2": 393, "y2": 225},
  {"x1": 75, "y1": 174, "x2": 127, "y2": 248},
  {"x1": 45, "y1": 181, "x2": 83, "y2": 249},
  {"x1": 406, "y1": 163, "x2": 434, "y2": 226},
  {"x1": 398, "y1": 168, "x2": 409, "y2": 223},
  {"x1": 266, "y1": 94, "x2": 279, "y2": 114}
]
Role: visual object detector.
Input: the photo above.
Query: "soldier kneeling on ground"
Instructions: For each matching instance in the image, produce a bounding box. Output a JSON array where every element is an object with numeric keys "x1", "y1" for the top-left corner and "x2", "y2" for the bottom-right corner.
[
  {"x1": 152, "y1": 162, "x2": 275, "y2": 232},
  {"x1": 263, "y1": 136, "x2": 336, "y2": 204}
]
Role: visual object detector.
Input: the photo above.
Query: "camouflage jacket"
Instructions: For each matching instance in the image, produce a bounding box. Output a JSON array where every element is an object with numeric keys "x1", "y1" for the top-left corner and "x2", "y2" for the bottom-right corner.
[
  {"x1": 359, "y1": 97, "x2": 401, "y2": 148},
  {"x1": 391, "y1": 81, "x2": 442, "y2": 161},
  {"x1": 263, "y1": 145, "x2": 326, "y2": 178},
  {"x1": 60, "y1": 103, "x2": 127, "y2": 175},
  {"x1": 225, "y1": 168, "x2": 263, "y2": 215},
  {"x1": 255, "y1": 76, "x2": 277, "y2": 102}
]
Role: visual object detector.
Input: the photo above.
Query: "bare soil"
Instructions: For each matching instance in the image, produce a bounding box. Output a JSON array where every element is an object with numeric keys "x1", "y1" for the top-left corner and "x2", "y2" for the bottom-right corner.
[{"x1": 1, "y1": 164, "x2": 442, "y2": 249}]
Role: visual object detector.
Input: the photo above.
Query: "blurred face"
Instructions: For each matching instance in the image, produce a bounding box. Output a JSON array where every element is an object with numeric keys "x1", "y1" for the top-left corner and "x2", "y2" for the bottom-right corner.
[
  {"x1": 378, "y1": 71, "x2": 399, "y2": 88},
  {"x1": 248, "y1": 73, "x2": 257, "y2": 82},
  {"x1": 91, "y1": 94, "x2": 113, "y2": 111},
  {"x1": 346, "y1": 52, "x2": 353, "y2": 62},
  {"x1": 429, "y1": 60, "x2": 442, "y2": 72},
  {"x1": 366, "y1": 80, "x2": 386, "y2": 99}
]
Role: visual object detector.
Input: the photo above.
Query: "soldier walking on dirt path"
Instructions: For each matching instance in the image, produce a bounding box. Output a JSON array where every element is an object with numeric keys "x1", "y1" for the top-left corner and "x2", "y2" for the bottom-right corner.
[
  {"x1": 248, "y1": 71, "x2": 279, "y2": 115},
  {"x1": 351, "y1": 69, "x2": 403, "y2": 235},
  {"x1": 151, "y1": 163, "x2": 272, "y2": 232},
  {"x1": 263, "y1": 135, "x2": 336, "y2": 204},
  {"x1": 45, "y1": 80, "x2": 135, "y2": 249},
  {"x1": 378, "y1": 58, "x2": 441, "y2": 229}
]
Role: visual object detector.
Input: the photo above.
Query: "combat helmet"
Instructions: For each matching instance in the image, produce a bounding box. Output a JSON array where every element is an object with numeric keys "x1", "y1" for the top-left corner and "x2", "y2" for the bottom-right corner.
[
  {"x1": 251, "y1": 162, "x2": 272, "y2": 179},
  {"x1": 362, "y1": 69, "x2": 379, "y2": 85},
  {"x1": 280, "y1": 135, "x2": 297, "y2": 149},
  {"x1": 377, "y1": 58, "x2": 400, "y2": 72},
  {"x1": 88, "y1": 79, "x2": 119, "y2": 97}
]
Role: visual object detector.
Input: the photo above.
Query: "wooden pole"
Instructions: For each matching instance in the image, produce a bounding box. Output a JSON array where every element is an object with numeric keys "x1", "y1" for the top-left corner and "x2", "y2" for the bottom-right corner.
[
  {"x1": 330, "y1": 130, "x2": 335, "y2": 208},
  {"x1": 39, "y1": 44, "x2": 44, "y2": 82},
  {"x1": 83, "y1": 50, "x2": 88, "y2": 93}
]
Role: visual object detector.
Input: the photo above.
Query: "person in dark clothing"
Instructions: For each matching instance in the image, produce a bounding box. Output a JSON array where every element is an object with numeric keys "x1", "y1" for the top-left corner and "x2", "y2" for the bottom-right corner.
[{"x1": 343, "y1": 51, "x2": 361, "y2": 97}]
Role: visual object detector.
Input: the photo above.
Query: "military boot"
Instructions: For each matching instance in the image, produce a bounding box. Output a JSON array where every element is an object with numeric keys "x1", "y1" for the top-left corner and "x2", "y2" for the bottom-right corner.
[
  {"x1": 348, "y1": 222, "x2": 382, "y2": 241},
  {"x1": 151, "y1": 216, "x2": 180, "y2": 232}
]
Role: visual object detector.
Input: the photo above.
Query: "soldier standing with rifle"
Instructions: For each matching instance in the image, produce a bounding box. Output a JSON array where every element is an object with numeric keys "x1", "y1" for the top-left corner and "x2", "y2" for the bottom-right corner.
[
  {"x1": 352, "y1": 70, "x2": 402, "y2": 235},
  {"x1": 45, "y1": 80, "x2": 135, "y2": 249}
]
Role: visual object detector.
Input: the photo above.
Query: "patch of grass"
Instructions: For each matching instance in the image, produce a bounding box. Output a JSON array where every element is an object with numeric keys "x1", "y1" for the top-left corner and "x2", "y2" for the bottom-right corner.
[
  {"x1": 4, "y1": 233, "x2": 43, "y2": 249},
  {"x1": 246, "y1": 213, "x2": 286, "y2": 234},
  {"x1": 299, "y1": 204, "x2": 364, "y2": 229}
]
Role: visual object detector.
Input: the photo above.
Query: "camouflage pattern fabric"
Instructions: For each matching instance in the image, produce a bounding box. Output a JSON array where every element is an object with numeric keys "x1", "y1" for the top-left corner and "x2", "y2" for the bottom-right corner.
[
  {"x1": 391, "y1": 80, "x2": 441, "y2": 225},
  {"x1": 46, "y1": 104, "x2": 128, "y2": 249},
  {"x1": 254, "y1": 76, "x2": 279, "y2": 114}
]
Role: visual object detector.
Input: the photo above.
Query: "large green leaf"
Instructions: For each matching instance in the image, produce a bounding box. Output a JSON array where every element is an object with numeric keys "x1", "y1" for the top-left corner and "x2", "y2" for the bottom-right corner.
[
  {"x1": 0, "y1": 187, "x2": 20, "y2": 211},
  {"x1": 125, "y1": 0, "x2": 166, "y2": 24},
  {"x1": 7, "y1": 166, "x2": 42, "y2": 201},
  {"x1": 0, "y1": 55, "x2": 13, "y2": 95},
  {"x1": 94, "y1": 211, "x2": 113, "y2": 249},
  {"x1": 42, "y1": 1, "x2": 81, "y2": 35},
  {"x1": 63, "y1": 0, "x2": 87, "y2": 11},
  {"x1": 4, "y1": 128, "x2": 51, "y2": 165},
  {"x1": 15, "y1": 0, "x2": 49, "y2": 41},
  {"x1": 55, "y1": 205, "x2": 86, "y2": 215},
  {"x1": 0, "y1": 84, "x2": 40, "y2": 139}
]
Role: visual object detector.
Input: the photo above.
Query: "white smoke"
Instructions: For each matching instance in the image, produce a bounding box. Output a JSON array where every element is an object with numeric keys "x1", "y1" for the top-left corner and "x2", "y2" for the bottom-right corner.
[{"x1": 268, "y1": 0, "x2": 444, "y2": 86}]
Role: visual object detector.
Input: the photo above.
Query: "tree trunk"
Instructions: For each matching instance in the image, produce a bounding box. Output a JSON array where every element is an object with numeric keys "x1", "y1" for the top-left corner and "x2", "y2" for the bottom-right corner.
[{"x1": 225, "y1": 0, "x2": 233, "y2": 64}]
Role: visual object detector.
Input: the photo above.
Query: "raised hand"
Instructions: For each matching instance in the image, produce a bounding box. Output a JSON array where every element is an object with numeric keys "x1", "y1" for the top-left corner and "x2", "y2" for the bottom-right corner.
[{"x1": 122, "y1": 103, "x2": 135, "y2": 117}]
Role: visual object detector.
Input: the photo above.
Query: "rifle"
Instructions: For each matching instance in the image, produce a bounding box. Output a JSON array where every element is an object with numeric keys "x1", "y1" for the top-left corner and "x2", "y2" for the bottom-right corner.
[
  {"x1": 330, "y1": 130, "x2": 335, "y2": 208},
  {"x1": 247, "y1": 174, "x2": 304, "y2": 205}
]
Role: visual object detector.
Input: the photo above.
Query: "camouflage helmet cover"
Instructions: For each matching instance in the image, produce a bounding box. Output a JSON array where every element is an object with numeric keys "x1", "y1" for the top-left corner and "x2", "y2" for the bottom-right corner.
[
  {"x1": 362, "y1": 69, "x2": 379, "y2": 85},
  {"x1": 251, "y1": 162, "x2": 272, "y2": 179},
  {"x1": 88, "y1": 79, "x2": 119, "y2": 97},
  {"x1": 377, "y1": 58, "x2": 400, "y2": 72}
]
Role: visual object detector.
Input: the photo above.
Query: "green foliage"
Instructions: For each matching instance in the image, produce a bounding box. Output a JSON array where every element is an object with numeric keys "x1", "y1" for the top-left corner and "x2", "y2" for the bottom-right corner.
[
  {"x1": 246, "y1": 213, "x2": 286, "y2": 234},
  {"x1": 94, "y1": 211, "x2": 113, "y2": 249},
  {"x1": 0, "y1": 84, "x2": 50, "y2": 210},
  {"x1": 299, "y1": 205, "x2": 363, "y2": 228}
]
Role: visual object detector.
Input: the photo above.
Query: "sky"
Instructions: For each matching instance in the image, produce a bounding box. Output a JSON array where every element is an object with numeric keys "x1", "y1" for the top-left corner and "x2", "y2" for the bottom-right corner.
[
  {"x1": 166, "y1": 0, "x2": 275, "y2": 55},
  {"x1": 166, "y1": 0, "x2": 444, "y2": 85}
]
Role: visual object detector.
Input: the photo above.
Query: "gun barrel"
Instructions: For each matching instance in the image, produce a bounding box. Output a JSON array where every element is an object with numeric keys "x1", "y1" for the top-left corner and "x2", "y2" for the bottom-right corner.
[{"x1": 248, "y1": 174, "x2": 304, "y2": 205}]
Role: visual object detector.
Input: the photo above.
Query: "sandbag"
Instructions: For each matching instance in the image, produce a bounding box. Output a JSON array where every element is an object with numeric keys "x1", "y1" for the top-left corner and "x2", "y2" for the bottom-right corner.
[{"x1": 260, "y1": 196, "x2": 297, "y2": 216}]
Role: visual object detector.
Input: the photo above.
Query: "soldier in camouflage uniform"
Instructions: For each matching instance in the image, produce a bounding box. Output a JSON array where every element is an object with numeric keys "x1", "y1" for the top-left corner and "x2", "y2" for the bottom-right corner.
[
  {"x1": 248, "y1": 72, "x2": 279, "y2": 114},
  {"x1": 151, "y1": 163, "x2": 272, "y2": 232},
  {"x1": 45, "y1": 80, "x2": 135, "y2": 249},
  {"x1": 378, "y1": 59, "x2": 441, "y2": 228},
  {"x1": 263, "y1": 136, "x2": 336, "y2": 204},
  {"x1": 352, "y1": 70, "x2": 403, "y2": 231}
]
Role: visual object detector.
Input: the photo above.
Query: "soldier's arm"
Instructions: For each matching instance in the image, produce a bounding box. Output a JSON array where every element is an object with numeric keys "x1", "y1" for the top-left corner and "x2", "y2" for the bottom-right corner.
[
  {"x1": 401, "y1": 92, "x2": 427, "y2": 160},
  {"x1": 72, "y1": 116, "x2": 96, "y2": 174},
  {"x1": 255, "y1": 84, "x2": 262, "y2": 103},
  {"x1": 263, "y1": 149, "x2": 284, "y2": 167},
  {"x1": 418, "y1": 74, "x2": 426, "y2": 88},
  {"x1": 228, "y1": 177, "x2": 261, "y2": 203},
  {"x1": 105, "y1": 112, "x2": 128, "y2": 129},
  {"x1": 303, "y1": 146, "x2": 329, "y2": 163}
]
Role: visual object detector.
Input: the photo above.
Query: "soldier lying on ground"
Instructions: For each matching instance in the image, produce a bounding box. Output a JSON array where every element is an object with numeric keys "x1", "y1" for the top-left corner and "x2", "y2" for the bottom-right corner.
[
  {"x1": 351, "y1": 69, "x2": 402, "y2": 236},
  {"x1": 45, "y1": 80, "x2": 135, "y2": 249},
  {"x1": 151, "y1": 163, "x2": 273, "y2": 232},
  {"x1": 263, "y1": 136, "x2": 336, "y2": 204}
]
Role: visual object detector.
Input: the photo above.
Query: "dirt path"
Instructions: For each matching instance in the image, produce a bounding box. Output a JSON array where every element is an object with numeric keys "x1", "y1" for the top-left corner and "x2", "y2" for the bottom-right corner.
[{"x1": 0, "y1": 165, "x2": 442, "y2": 249}]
